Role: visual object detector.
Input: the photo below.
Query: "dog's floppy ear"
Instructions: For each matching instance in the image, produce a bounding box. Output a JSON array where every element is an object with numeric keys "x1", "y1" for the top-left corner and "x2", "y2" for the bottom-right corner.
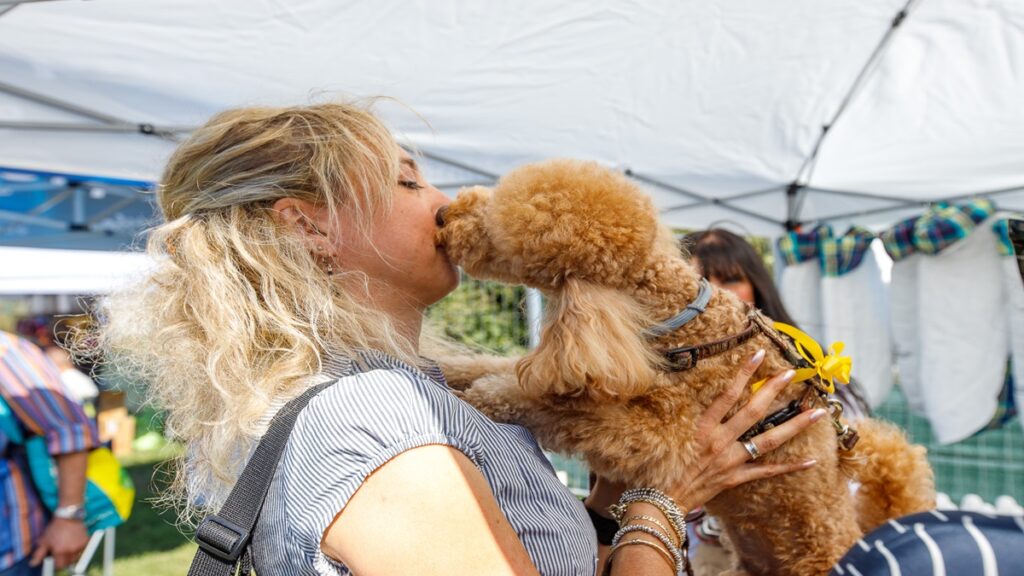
[{"x1": 516, "y1": 277, "x2": 662, "y2": 399}]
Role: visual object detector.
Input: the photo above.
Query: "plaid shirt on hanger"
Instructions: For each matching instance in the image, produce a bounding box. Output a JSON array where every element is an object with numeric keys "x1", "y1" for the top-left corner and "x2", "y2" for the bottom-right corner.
[
  {"x1": 911, "y1": 199, "x2": 996, "y2": 255},
  {"x1": 777, "y1": 225, "x2": 831, "y2": 267},
  {"x1": 819, "y1": 226, "x2": 876, "y2": 277}
]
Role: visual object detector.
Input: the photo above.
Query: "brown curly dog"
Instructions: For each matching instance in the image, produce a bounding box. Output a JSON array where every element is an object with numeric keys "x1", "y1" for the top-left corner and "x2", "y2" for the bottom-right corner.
[{"x1": 434, "y1": 159, "x2": 935, "y2": 575}]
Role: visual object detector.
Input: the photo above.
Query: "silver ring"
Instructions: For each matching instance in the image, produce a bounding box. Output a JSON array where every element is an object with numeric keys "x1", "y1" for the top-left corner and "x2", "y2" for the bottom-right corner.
[{"x1": 742, "y1": 439, "x2": 761, "y2": 461}]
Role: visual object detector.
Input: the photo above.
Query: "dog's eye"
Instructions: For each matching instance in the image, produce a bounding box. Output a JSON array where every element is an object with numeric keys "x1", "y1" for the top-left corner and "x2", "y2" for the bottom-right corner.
[{"x1": 399, "y1": 180, "x2": 424, "y2": 191}]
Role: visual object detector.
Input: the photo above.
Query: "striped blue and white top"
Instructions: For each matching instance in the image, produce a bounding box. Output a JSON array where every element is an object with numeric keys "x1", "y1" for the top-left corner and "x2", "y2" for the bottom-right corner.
[
  {"x1": 831, "y1": 509, "x2": 1024, "y2": 576},
  {"x1": 250, "y1": 350, "x2": 597, "y2": 575}
]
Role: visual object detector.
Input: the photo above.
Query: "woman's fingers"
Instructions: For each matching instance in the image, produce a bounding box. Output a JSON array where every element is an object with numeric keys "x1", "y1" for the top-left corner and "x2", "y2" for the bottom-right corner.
[
  {"x1": 727, "y1": 407, "x2": 827, "y2": 467},
  {"x1": 703, "y1": 349, "x2": 765, "y2": 426},
  {"x1": 720, "y1": 368, "x2": 796, "y2": 441},
  {"x1": 725, "y1": 458, "x2": 818, "y2": 489}
]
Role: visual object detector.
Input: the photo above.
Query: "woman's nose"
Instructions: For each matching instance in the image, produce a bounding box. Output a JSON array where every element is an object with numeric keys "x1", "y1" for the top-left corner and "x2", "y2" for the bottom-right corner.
[{"x1": 435, "y1": 205, "x2": 449, "y2": 227}]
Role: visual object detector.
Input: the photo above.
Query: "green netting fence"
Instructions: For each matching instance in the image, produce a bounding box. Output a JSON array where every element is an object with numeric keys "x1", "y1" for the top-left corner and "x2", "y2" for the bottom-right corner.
[
  {"x1": 426, "y1": 273, "x2": 530, "y2": 356},
  {"x1": 430, "y1": 277, "x2": 1024, "y2": 502},
  {"x1": 873, "y1": 385, "x2": 1024, "y2": 503}
]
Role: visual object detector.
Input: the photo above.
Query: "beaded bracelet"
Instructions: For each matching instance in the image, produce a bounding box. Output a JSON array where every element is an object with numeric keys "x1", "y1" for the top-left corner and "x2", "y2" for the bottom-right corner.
[
  {"x1": 622, "y1": 514, "x2": 677, "y2": 548},
  {"x1": 608, "y1": 488, "x2": 687, "y2": 544},
  {"x1": 608, "y1": 488, "x2": 692, "y2": 575},
  {"x1": 611, "y1": 524, "x2": 682, "y2": 574}
]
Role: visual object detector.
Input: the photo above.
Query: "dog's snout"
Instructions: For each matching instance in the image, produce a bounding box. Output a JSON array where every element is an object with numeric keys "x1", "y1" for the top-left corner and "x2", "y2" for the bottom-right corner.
[{"x1": 435, "y1": 205, "x2": 449, "y2": 227}]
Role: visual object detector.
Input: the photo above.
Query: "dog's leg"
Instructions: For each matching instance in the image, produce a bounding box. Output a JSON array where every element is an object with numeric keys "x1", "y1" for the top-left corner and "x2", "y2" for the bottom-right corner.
[
  {"x1": 435, "y1": 354, "x2": 517, "y2": 391},
  {"x1": 455, "y1": 372, "x2": 538, "y2": 424},
  {"x1": 840, "y1": 417, "x2": 936, "y2": 532}
]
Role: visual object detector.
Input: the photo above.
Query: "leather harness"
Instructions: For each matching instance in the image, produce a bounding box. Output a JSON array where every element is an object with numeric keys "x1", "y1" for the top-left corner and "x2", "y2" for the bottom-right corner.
[{"x1": 651, "y1": 300, "x2": 860, "y2": 451}]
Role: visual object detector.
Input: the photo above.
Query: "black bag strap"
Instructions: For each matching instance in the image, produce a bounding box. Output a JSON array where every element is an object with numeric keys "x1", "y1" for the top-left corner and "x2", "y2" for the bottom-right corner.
[{"x1": 187, "y1": 379, "x2": 336, "y2": 575}]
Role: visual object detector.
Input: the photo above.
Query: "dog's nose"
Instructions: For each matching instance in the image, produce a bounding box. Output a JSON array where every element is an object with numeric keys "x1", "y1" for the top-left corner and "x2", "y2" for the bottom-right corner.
[{"x1": 435, "y1": 205, "x2": 449, "y2": 227}]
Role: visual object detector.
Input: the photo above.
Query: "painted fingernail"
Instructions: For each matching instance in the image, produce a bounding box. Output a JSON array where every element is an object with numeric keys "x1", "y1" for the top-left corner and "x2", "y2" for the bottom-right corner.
[
  {"x1": 802, "y1": 459, "x2": 817, "y2": 468},
  {"x1": 809, "y1": 408, "x2": 827, "y2": 421},
  {"x1": 780, "y1": 369, "x2": 795, "y2": 382},
  {"x1": 748, "y1": 349, "x2": 766, "y2": 366}
]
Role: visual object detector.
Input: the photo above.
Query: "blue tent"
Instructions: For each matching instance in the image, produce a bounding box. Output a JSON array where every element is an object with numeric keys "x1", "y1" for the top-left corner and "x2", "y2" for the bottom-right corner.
[{"x1": 0, "y1": 166, "x2": 156, "y2": 250}]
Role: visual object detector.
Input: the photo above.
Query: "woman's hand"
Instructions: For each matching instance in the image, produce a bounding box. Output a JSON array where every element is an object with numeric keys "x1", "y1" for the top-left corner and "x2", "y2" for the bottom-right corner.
[{"x1": 665, "y1": 349, "x2": 825, "y2": 513}]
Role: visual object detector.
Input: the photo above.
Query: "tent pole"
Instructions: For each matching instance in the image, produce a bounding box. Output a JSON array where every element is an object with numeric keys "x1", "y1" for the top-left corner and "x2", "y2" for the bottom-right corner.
[
  {"x1": 0, "y1": 80, "x2": 127, "y2": 125},
  {"x1": 813, "y1": 185, "x2": 1024, "y2": 223},
  {"x1": 0, "y1": 120, "x2": 191, "y2": 136},
  {"x1": 86, "y1": 196, "x2": 141, "y2": 226},
  {"x1": 634, "y1": 171, "x2": 786, "y2": 227},
  {"x1": 784, "y1": 183, "x2": 800, "y2": 231},
  {"x1": 71, "y1": 186, "x2": 86, "y2": 230},
  {"x1": 525, "y1": 288, "x2": 542, "y2": 349},
  {"x1": 0, "y1": 0, "x2": 70, "y2": 5},
  {"x1": 0, "y1": 209, "x2": 66, "y2": 230},
  {"x1": 0, "y1": 81, "x2": 188, "y2": 139},
  {"x1": 414, "y1": 150, "x2": 499, "y2": 181}
]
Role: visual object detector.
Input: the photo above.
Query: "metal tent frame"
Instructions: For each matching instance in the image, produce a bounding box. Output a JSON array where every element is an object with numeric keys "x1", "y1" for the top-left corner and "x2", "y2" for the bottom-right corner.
[{"x1": 1, "y1": 0, "x2": 1021, "y2": 250}]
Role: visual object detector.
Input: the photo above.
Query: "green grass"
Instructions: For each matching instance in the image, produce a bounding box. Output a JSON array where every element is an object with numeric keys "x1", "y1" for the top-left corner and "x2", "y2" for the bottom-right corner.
[{"x1": 82, "y1": 445, "x2": 196, "y2": 576}]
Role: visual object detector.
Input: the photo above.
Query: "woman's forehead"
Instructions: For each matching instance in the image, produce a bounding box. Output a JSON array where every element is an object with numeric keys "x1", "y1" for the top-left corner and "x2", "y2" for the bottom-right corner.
[{"x1": 398, "y1": 148, "x2": 420, "y2": 171}]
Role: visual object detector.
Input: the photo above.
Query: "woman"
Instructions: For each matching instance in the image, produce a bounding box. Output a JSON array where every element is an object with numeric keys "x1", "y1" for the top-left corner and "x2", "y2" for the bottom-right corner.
[{"x1": 96, "y1": 102, "x2": 819, "y2": 575}]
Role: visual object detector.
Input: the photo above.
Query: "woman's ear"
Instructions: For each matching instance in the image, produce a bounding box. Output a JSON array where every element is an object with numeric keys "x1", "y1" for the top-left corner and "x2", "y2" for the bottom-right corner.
[
  {"x1": 272, "y1": 197, "x2": 332, "y2": 253},
  {"x1": 516, "y1": 278, "x2": 662, "y2": 399}
]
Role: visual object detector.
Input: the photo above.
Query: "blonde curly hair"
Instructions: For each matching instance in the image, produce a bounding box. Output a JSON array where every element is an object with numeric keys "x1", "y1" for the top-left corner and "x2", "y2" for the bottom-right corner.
[{"x1": 92, "y1": 101, "x2": 419, "y2": 521}]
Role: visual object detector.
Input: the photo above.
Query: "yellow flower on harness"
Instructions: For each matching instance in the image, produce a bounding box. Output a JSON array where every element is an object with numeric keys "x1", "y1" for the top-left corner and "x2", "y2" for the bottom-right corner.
[{"x1": 751, "y1": 322, "x2": 852, "y2": 394}]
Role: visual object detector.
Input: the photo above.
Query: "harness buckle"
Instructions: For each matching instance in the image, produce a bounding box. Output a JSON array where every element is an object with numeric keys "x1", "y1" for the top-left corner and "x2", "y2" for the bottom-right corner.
[
  {"x1": 665, "y1": 347, "x2": 699, "y2": 371},
  {"x1": 827, "y1": 399, "x2": 860, "y2": 451},
  {"x1": 196, "y1": 514, "x2": 249, "y2": 563}
]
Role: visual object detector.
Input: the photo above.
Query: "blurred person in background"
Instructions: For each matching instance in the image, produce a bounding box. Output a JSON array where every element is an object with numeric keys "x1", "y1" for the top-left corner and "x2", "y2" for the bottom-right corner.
[
  {"x1": 43, "y1": 346, "x2": 99, "y2": 409},
  {"x1": 0, "y1": 330, "x2": 99, "y2": 575}
]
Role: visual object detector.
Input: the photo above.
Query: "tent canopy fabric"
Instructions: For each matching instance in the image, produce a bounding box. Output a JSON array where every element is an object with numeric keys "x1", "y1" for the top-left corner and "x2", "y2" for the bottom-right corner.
[
  {"x1": 0, "y1": 245, "x2": 154, "y2": 294},
  {"x1": 0, "y1": 0, "x2": 1022, "y2": 244}
]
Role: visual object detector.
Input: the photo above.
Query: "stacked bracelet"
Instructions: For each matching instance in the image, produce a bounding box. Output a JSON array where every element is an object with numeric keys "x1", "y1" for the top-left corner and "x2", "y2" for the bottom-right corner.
[
  {"x1": 623, "y1": 514, "x2": 675, "y2": 546},
  {"x1": 608, "y1": 487, "x2": 687, "y2": 545},
  {"x1": 612, "y1": 523, "x2": 682, "y2": 574},
  {"x1": 604, "y1": 487, "x2": 692, "y2": 576},
  {"x1": 608, "y1": 539, "x2": 675, "y2": 572}
]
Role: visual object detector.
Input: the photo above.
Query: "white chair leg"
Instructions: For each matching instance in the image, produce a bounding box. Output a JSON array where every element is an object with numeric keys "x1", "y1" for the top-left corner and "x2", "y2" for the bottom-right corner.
[
  {"x1": 69, "y1": 531, "x2": 105, "y2": 576},
  {"x1": 103, "y1": 527, "x2": 116, "y2": 576}
]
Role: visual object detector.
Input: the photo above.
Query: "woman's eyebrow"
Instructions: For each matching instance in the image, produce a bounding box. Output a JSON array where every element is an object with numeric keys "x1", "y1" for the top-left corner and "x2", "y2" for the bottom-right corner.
[{"x1": 400, "y1": 157, "x2": 420, "y2": 173}]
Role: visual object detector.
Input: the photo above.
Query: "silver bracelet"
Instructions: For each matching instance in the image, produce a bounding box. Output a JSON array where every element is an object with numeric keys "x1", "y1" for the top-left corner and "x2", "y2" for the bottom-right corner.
[
  {"x1": 609, "y1": 488, "x2": 687, "y2": 544},
  {"x1": 611, "y1": 523, "x2": 682, "y2": 574},
  {"x1": 609, "y1": 488, "x2": 692, "y2": 576}
]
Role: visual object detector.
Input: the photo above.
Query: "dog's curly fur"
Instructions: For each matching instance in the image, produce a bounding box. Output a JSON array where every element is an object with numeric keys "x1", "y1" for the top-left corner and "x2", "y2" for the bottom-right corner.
[{"x1": 436, "y1": 159, "x2": 935, "y2": 575}]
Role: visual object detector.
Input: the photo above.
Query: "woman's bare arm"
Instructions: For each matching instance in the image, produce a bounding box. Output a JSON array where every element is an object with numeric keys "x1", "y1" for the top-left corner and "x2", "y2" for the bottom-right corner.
[{"x1": 322, "y1": 445, "x2": 540, "y2": 575}]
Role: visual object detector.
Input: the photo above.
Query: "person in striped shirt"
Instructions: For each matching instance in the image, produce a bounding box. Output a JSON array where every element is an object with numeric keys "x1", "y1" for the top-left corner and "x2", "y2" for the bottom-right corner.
[
  {"x1": 94, "y1": 102, "x2": 817, "y2": 575},
  {"x1": 0, "y1": 330, "x2": 100, "y2": 575}
]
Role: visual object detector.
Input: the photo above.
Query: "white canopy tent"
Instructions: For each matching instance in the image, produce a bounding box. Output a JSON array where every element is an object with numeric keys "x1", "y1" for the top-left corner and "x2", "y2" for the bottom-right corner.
[
  {"x1": 0, "y1": 0, "x2": 1022, "y2": 243},
  {"x1": 1, "y1": 0, "x2": 1022, "y2": 476},
  {"x1": 0, "y1": 245, "x2": 154, "y2": 294}
]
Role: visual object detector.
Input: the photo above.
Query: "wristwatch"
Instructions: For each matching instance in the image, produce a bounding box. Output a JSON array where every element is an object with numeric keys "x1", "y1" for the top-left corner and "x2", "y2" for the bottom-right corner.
[{"x1": 53, "y1": 503, "x2": 86, "y2": 521}]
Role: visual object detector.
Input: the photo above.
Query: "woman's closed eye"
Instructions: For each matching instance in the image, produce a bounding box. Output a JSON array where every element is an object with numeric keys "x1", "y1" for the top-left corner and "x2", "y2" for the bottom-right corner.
[{"x1": 399, "y1": 179, "x2": 424, "y2": 191}]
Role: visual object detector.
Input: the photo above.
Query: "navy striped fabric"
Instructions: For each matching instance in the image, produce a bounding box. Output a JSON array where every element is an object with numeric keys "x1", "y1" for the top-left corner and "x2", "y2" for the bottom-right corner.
[
  {"x1": 250, "y1": 350, "x2": 597, "y2": 575},
  {"x1": 831, "y1": 510, "x2": 1024, "y2": 576}
]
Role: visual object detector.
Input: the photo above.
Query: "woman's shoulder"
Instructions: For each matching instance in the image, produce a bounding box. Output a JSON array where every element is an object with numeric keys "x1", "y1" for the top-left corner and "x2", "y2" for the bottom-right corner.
[
  {"x1": 290, "y1": 359, "x2": 488, "y2": 466},
  {"x1": 306, "y1": 359, "x2": 465, "y2": 420}
]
